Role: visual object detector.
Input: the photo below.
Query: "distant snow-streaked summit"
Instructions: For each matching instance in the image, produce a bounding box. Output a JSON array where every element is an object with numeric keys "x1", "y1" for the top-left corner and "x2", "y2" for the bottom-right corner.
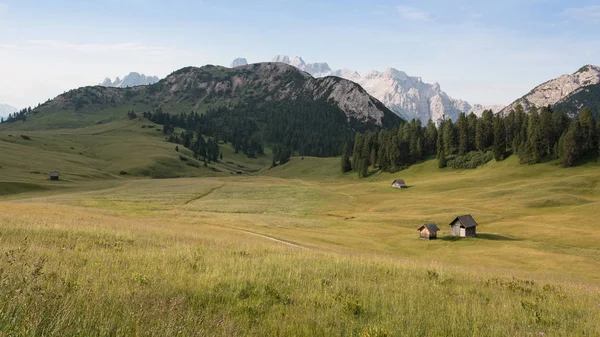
[
  {"x1": 242, "y1": 55, "x2": 503, "y2": 124},
  {"x1": 101, "y1": 72, "x2": 160, "y2": 88}
]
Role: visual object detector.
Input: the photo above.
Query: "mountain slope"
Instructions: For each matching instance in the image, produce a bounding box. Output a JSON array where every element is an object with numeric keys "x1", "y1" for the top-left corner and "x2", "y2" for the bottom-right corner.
[
  {"x1": 553, "y1": 83, "x2": 600, "y2": 117},
  {"x1": 257, "y1": 56, "x2": 503, "y2": 123},
  {"x1": 0, "y1": 103, "x2": 18, "y2": 119},
  {"x1": 501, "y1": 65, "x2": 600, "y2": 114},
  {"x1": 4, "y1": 62, "x2": 401, "y2": 132},
  {"x1": 101, "y1": 72, "x2": 160, "y2": 88}
]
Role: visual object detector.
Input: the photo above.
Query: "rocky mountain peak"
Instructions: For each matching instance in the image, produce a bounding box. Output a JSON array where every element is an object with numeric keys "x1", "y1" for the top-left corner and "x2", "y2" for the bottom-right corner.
[
  {"x1": 272, "y1": 55, "x2": 290, "y2": 64},
  {"x1": 100, "y1": 72, "x2": 159, "y2": 88},
  {"x1": 232, "y1": 55, "x2": 504, "y2": 123},
  {"x1": 501, "y1": 64, "x2": 600, "y2": 115},
  {"x1": 290, "y1": 56, "x2": 306, "y2": 68},
  {"x1": 230, "y1": 58, "x2": 248, "y2": 68}
]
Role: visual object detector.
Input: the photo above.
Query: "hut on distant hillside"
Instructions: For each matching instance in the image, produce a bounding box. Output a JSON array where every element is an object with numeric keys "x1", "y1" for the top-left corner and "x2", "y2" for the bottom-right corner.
[
  {"x1": 392, "y1": 179, "x2": 407, "y2": 189},
  {"x1": 418, "y1": 223, "x2": 440, "y2": 240},
  {"x1": 449, "y1": 215, "x2": 478, "y2": 237},
  {"x1": 49, "y1": 171, "x2": 60, "y2": 181}
]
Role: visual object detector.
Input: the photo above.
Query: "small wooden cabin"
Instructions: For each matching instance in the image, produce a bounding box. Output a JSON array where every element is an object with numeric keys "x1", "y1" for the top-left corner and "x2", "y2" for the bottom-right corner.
[
  {"x1": 49, "y1": 171, "x2": 60, "y2": 181},
  {"x1": 418, "y1": 223, "x2": 440, "y2": 240},
  {"x1": 449, "y1": 214, "x2": 478, "y2": 237},
  {"x1": 392, "y1": 179, "x2": 407, "y2": 189}
]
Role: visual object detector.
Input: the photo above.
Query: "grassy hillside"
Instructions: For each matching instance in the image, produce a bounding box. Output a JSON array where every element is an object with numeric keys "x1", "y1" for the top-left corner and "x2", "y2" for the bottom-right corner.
[
  {"x1": 0, "y1": 117, "x2": 273, "y2": 196},
  {"x1": 1, "y1": 149, "x2": 600, "y2": 335}
]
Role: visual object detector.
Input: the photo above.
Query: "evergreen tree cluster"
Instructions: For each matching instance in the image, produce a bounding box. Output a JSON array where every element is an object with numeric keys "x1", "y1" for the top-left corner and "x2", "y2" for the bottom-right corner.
[
  {"x1": 349, "y1": 119, "x2": 437, "y2": 176},
  {"x1": 143, "y1": 100, "x2": 386, "y2": 160},
  {"x1": 347, "y1": 105, "x2": 599, "y2": 176},
  {"x1": 1, "y1": 107, "x2": 32, "y2": 123}
]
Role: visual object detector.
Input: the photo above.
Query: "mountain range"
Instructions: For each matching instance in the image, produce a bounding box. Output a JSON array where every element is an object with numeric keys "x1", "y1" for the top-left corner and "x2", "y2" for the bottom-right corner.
[
  {"x1": 101, "y1": 72, "x2": 160, "y2": 88},
  {"x1": 233, "y1": 55, "x2": 505, "y2": 124},
  {"x1": 35, "y1": 63, "x2": 400, "y2": 130},
  {"x1": 0, "y1": 103, "x2": 18, "y2": 119},
  {"x1": 501, "y1": 65, "x2": 600, "y2": 115}
]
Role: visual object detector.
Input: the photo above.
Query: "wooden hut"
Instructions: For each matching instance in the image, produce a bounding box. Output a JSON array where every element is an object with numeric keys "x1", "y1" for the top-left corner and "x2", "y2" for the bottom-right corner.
[
  {"x1": 449, "y1": 215, "x2": 478, "y2": 237},
  {"x1": 49, "y1": 171, "x2": 60, "y2": 181},
  {"x1": 392, "y1": 179, "x2": 407, "y2": 189},
  {"x1": 418, "y1": 223, "x2": 440, "y2": 240}
]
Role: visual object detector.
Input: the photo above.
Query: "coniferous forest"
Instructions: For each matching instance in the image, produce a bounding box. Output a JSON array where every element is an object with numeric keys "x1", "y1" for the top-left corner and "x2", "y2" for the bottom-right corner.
[
  {"x1": 348, "y1": 106, "x2": 600, "y2": 177},
  {"x1": 141, "y1": 100, "x2": 394, "y2": 161}
]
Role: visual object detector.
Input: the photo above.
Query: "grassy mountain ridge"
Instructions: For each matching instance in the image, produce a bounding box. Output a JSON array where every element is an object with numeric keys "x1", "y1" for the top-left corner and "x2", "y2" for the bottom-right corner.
[{"x1": 2, "y1": 63, "x2": 402, "y2": 132}]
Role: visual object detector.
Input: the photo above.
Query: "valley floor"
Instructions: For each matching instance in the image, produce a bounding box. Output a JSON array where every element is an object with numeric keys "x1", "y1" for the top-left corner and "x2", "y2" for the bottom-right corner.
[{"x1": 1, "y1": 155, "x2": 600, "y2": 336}]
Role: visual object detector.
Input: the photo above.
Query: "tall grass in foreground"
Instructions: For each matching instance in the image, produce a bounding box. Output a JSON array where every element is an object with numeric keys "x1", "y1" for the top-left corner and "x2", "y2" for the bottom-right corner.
[{"x1": 1, "y1": 207, "x2": 599, "y2": 336}]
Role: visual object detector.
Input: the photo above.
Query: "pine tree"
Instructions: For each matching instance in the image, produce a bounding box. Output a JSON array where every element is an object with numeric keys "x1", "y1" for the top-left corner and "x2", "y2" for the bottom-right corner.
[
  {"x1": 526, "y1": 106, "x2": 543, "y2": 163},
  {"x1": 442, "y1": 120, "x2": 456, "y2": 156},
  {"x1": 579, "y1": 107, "x2": 596, "y2": 154},
  {"x1": 340, "y1": 142, "x2": 352, "y2": 173},
  {"x1": 467, "y1": 113, "x2": 478, "y2": 152},
  {"x1": 493, "y1": 114, "x2": 506, "y2": 161},
  {"x1": 475, "y1": 118, "x2": 486, "y2": 152},
  {"x1": 597, "y1": 121, "x2": 600, "y2": 161},
  {"x1": 438, "y1": 152, "x2": 447, "y2": 168},
  {"x1": 559, "y1": 118, "x2": 582, "y2": 167},
  {"x1": 424, "y1": 120, "x2": 438, "y2": 155},
  {"x1": 436, "y1": 122, "x2": 445, "y2": 159},
  {"x1": 456, "y1": 113, "x2": 469, "y2": 156},
  {"x1": 352, "y1": 134, "x2": 364, "y2": 171}
]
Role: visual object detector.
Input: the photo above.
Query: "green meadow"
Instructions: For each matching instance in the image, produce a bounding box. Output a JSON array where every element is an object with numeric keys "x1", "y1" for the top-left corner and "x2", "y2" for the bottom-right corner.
[{"x1": 1, "y1": 118, "x2": 600, "y2": 336}]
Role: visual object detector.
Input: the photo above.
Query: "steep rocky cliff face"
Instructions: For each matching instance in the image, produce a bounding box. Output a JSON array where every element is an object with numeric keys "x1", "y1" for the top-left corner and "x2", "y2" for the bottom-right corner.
[{"x1": 501, "y1": 65, "x2": 600, "y2": 114}]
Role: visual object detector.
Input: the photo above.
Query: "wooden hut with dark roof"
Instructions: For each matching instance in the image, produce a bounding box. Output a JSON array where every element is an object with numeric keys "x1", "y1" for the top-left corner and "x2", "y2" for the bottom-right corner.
[
  {"x1": 418, "y1": 223, "x2": 440, "y2": 240},
  {"x1": 391, "y1": 179, "x2": 407, "y2": 189},
  {"x1": 449, "y1": 215, "x2": 478, "y2": 237},
  {"x1": 49, "y1": 171, "x2": 60, "y2": 181}
]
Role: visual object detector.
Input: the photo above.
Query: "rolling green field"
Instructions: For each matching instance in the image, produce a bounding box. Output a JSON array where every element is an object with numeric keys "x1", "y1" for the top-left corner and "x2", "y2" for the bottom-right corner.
[{"x1": 1, "y1": 118, "x2": 600, "y2": 336}]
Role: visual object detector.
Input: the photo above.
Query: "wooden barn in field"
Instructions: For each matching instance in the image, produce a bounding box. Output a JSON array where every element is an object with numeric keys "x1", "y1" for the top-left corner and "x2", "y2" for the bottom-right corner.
[
  {"x1": 49, "y1": 171, "x2": 60, "y2": 181},
  {"x1": 418, "y1": 223, "x2": 440, "y2": 240},
  {"x1": 391, "y1": 179, "x2": 407, "y2": 189},
  {"x1": 449, "y1": 215, "x2": 478, "y2": 237}
]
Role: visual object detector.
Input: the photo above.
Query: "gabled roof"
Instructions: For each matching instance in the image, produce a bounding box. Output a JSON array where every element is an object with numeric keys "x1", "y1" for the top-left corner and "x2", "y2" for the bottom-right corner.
[
  {"x1": 49, "y1": 171, "x2": 60, "y2": 176},
  {"x1": 449, "y1": 214, "x2": 478, "y2": 228},
  {"x1": 418, "y1": 223, "x2": 440, "y2": 232},
  {"x1": 392, "y1": 179, "x2": 406, "y2": 185}
]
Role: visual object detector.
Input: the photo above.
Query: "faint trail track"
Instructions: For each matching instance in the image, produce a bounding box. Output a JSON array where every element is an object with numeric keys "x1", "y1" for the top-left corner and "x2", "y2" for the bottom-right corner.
[
  {"x1": 183, "y1": 184, "x2": 225, "y2": 205},
  {"x1": 240, "y1": 230, "x2": 309, "y2": 250}
]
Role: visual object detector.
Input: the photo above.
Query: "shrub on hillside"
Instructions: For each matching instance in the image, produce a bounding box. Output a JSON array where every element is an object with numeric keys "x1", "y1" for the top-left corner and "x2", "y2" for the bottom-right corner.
[
  {"x1": 20, "y1": 135, "x2": 31, "y2": 140},
  {"x1": 447, "y1": 151, "x2": 493, "y2": 169}
]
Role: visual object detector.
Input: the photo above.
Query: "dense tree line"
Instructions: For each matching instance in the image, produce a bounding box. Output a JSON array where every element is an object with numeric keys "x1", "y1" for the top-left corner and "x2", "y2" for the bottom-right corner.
[
  {"x1": 143, "y1": 100, "x2": 392, "y2": 160},
  {"x1": 346, "y1": 105, "x2": 599, "y2": 176}
]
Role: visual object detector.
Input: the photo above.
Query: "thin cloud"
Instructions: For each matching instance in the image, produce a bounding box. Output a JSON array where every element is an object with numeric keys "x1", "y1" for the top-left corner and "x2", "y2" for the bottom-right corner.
[
  {"x1": 396, "y1": 5, "x2": 431, "y2": 22},
  {"x1": 563, "y1": 5, "x2": 600, "y2": 24},
  {"x1": 0, "y1": 3, "x2": 8, "y2": 14}
]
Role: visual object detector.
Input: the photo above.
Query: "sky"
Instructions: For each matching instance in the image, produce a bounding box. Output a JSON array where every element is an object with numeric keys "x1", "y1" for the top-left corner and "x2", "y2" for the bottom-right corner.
[{"x1": 0, "y1": 0, "x2": 599, "y2": 113}]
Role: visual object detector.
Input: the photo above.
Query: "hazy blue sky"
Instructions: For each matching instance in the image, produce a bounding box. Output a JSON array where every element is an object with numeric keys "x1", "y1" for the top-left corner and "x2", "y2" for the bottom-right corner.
[{"x1": 1, "y1": 0, "x2": 599, "y2": 110}]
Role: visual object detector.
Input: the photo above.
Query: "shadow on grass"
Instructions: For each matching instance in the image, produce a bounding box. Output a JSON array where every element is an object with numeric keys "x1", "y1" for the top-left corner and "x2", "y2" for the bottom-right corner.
[{"x1": 439, "y1": 234, "x2": 521, "y2": 242}]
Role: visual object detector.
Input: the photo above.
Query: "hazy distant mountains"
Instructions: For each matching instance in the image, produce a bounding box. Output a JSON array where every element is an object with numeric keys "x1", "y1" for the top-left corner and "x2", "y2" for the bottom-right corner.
[
  {"x1": 233, "y1": 55, "x2": 504, "y2": 124},
  {"x1": 501, "y1": 65, "x2": 600, "y2": 115},
  {"x1": 0, "y1": 103, "x2": 18, "y2": 118},
  {"x1": 101, "y1": 72, "x2": 160, "y2": 88}
]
